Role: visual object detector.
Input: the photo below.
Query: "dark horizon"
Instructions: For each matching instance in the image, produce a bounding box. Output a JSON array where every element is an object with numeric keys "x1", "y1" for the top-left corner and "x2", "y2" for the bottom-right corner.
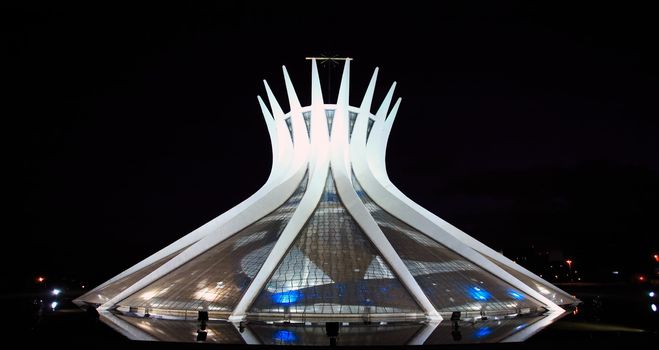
[{"x1": 6, "y1": 2, "x2": 658, "y2": 292}]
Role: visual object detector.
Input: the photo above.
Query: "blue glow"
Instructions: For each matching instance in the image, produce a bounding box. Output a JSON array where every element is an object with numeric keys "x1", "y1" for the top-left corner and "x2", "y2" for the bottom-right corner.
[
  {"x1": 474, "y1": 327, "x2": 492, "y2": 338},
  {"x1": 649, "y1": 291, "x2": 655, "y2": 298},
  {"x1": 272, "y1": 290, "x2": 301, "y2": 304},
  {"x1": 468, "y1": 286, "x2": 491, "y2": 301},
  {"x1": 273, "y1": 330, "x2": 297, "y2": 343},
  {"x1": 514, "y1": 324, "x2": 528, "y2": 331},
  {"x1": 508, "y1": 290, "x2": 525, "y2": 300}
]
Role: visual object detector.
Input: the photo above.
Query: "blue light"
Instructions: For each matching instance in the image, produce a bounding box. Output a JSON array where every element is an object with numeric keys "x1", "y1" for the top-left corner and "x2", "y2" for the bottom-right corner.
[
  {"x1": 514, "y1": 324, "x2": 528, "y2": 331},
  {"x1": 508, "y1": 290, "x2": 525, "y2": 300},
  {"x1": 474, "y1": 327, "x2": 492, "y2": 338},
  {"x1": 468, "y1": 286, "x2": 491, "y2": 301},
  {"x1": 273, "y1": 330, "x2": 298, "y2": 343},
  {"x1": 272, "y1": 290, "x2": 301, "y2": 304}
]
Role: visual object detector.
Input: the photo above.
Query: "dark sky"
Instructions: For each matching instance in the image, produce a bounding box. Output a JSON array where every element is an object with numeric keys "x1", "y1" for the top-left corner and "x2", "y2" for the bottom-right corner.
[{"x1": 6, "y1": 2, "x2": 658, "y2": 288}]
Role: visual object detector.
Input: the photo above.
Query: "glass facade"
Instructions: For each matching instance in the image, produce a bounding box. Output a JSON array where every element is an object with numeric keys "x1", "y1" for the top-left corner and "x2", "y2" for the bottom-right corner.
[
  {"x1": 352, "y1": 174, "x2": 544, "y2": 316},
  {"x1": 302, "y1": 111, "x2": 311, "y2": 138},
  {"x1": 485, "y1": 256, "x2": 578, "y2": 306},
  {"x1": 117, "y1": 171, "x2": 309, "y2": 315},
  {"x1": 77, "y1": 248, "x2": 187, "y2": 305},
  {"x1": 285, "y1": 117, "x2": 294, "y2": 143},
  {"x1": 366, "y1": 118, "x2": 375, "y2": 142},
  {"x1": 249, "y1": 170, "x2": 422, "y2": 316},
  {"x1": 348, "y1": 111, "x2": 358, "y2": 140},
  {"x1": 325, "y1": 109, "x2": 335, "y2": 137}
]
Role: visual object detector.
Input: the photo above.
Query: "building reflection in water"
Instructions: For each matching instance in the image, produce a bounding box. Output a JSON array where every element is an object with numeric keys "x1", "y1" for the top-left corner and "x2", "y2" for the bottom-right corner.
[{"x1": 102, "y1": 309, "x2": 566, "y2": 346}]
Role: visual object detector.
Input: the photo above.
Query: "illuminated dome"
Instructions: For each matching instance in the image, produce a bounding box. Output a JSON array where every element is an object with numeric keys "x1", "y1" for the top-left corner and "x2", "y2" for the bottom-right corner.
[{"x1": 76, "y1": 59, "x2": 578, "y2": 329}]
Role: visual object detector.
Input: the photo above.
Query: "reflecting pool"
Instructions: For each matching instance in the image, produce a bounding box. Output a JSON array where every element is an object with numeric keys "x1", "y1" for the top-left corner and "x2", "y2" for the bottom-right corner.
[{"x1": 101, "y1": 309, "x2": 567, "y2": 345}]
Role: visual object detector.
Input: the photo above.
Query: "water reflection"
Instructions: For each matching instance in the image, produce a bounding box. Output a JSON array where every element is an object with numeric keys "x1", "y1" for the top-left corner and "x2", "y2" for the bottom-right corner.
[
  {"x1": 425, "y1": 317, "x2": 542, "y2": 344},
  {"x1": 105, "y1": 310, "x2": 565, "y2": 345}
]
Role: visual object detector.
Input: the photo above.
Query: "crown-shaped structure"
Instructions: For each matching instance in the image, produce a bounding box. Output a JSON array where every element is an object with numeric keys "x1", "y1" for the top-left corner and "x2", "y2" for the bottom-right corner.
[{"x1": 76, "y1": 59, "x2": 578, "y2": 327}]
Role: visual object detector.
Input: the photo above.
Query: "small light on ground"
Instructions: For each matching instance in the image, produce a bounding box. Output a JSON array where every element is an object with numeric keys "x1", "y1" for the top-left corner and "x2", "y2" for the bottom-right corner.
[{"x1": 51, "y1": 301, "x2": 58, "y2": 309}]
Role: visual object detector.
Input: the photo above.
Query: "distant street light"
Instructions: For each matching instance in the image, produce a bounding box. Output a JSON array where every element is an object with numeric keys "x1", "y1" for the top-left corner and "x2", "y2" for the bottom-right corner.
[{"x1": 564, "y1": 260, "x2": 574, "y2": 282}]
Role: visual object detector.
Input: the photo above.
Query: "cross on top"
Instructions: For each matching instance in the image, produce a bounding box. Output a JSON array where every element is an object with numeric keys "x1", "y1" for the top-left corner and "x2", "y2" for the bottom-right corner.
[{"x1": 305, "y1": 55, "x2": 352, "y2": 66}]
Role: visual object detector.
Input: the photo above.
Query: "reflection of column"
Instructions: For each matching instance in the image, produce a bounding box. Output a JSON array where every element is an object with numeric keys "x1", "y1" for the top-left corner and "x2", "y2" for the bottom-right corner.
[
  {"x1": 363, "y1": 304, "x2": 372, "y2": 324},
  {"x1": 407, "y1": 320, "x2": 440, "y2": 345},
  {"x1": 451, "y1": 326, "x2": 462, "y2": 342},
  {"x1": 232, "y1": 322, "x2": 261, "y2": 345},
  {"x1": 501, "y1": 309, "x2": 566, "y2": 342},
  {"x1": 326, "y1": 322, "x2": 339, "y2": 346}
]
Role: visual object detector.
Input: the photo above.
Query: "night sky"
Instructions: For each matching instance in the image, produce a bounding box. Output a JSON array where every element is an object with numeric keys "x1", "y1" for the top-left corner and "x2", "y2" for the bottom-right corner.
[{"x1": 6, "y1": 3, "x2": 658, "y2": 291}]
